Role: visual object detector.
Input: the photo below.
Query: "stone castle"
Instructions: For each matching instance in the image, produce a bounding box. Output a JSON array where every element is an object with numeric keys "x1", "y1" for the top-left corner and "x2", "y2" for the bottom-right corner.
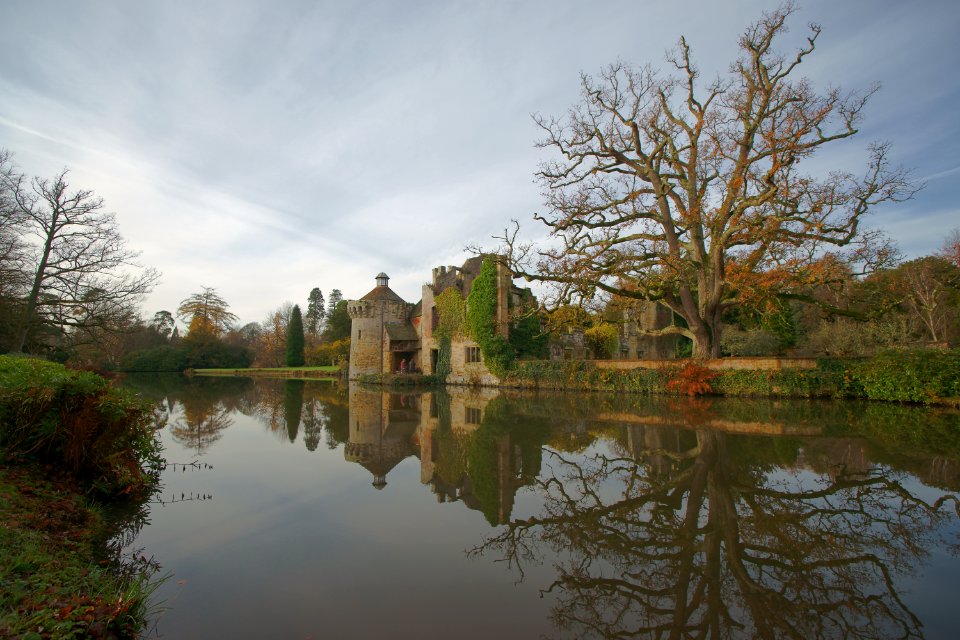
[{"x1": 346, "y1": 257, "x2": 677, "y2": 381}]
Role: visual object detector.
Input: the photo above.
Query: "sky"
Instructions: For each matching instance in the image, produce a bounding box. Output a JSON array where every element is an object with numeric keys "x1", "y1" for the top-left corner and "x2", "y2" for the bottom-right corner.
[{"x1": 2, "y1": 0, "x2": 958, "y2": 327}]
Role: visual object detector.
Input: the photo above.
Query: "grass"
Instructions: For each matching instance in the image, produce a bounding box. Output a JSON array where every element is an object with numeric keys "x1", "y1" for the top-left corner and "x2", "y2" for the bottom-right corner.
[
  {"x1": 191, "y1": 365, "x2": 341, "y2": 379},
  {"x1": 0, "y1": 356, "x2": 162, "y2": 498},
  {"x1": 0, "y1": 466, "x2": 157, "y2": 639}
]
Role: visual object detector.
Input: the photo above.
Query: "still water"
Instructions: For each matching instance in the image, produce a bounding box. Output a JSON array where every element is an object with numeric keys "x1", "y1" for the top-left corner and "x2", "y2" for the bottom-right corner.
[{"x1": 122, "y1": 375, "x2": 960, "y2": 639}]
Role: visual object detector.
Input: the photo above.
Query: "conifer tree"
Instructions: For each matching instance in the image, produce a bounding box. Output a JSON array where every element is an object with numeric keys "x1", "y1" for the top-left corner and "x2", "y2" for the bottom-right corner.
[
  {"x1": 305, "y1": 287, "x2": 325, "y2": 337},
  {"x1": 286, "y1": 304, "x2": 305, "y2": 366},
  {"x1": 326, "y1": 289, "x2": 343, "y2": 320}
]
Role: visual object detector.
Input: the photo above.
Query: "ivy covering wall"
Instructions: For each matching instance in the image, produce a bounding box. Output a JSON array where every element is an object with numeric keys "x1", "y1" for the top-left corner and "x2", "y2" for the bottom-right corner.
[
  {"x1": 433, "y1": 288, "x2": 467, "y2": 379},
  {"x1": 465, "y1": 257, "x2": 514, "y2": 376}
]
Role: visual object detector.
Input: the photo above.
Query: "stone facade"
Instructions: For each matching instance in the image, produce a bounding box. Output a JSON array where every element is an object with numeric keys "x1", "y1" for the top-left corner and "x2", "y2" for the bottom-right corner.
[
  {"x1": 346, "y1": 272, "x2": 417, "y2": 379},
  {"x1": 347, "y1": 258, "x2": 521, "y2": 384},
  {"x1": 346, "y1": 261, "x2": 679, "y2": 382},
  {"x1": 617, "y1": 301, "x2": 679, "y2": 360}
]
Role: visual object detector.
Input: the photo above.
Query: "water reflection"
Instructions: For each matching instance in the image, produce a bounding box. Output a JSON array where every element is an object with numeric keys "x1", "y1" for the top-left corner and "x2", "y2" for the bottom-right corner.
[
  {"x1": 122, "y1": 375, "x2": 960, "y2": 638},
  {"x1": 474, "y1": 408, "x2": 960, "y2": 639}
]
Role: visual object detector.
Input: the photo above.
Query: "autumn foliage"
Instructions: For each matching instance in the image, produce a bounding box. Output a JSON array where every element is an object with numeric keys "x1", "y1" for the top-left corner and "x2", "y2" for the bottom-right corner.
[{"x1": 665, "y1": 363, "x2": 720, "y2": 397}]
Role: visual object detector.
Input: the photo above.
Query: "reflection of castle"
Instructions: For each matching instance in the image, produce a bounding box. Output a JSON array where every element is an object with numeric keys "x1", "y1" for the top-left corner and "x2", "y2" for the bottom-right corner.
[
  {"x1": 344, "y1": 386, "x2": 419, "y2": 489},
  {"x1": 343, "y1": 385, "x2": 535, "y2": 524},
  {"x1": 417, "y1": 388, "x2": 535, "y2": 525}
]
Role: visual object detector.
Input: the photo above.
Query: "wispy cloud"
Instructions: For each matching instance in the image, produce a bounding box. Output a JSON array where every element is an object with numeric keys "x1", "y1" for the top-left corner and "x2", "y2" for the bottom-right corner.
[{"x1": 2, "y1": 0, "x2": 959, "y2": 322}]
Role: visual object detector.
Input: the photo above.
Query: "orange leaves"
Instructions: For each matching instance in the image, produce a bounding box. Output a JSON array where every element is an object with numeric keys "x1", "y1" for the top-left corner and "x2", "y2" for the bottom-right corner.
[{"x1": 666, "y1": 362, "x2": 719, "y2": 396}]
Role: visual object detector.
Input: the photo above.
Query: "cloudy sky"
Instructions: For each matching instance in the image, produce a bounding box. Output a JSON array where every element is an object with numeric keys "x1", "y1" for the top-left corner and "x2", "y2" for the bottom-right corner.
[{"x1": 2, "y1": 0, "x2": 958, "y2": 326}]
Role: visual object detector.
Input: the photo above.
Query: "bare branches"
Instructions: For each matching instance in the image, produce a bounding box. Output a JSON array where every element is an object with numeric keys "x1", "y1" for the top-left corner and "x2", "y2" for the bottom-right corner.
[
  {"x1": 5, "y1": 165, "x2": 159, "y2": 352},
  {"x1": 473, "y1": 426, "x2": 954, "y2": 639},
  {"x1": 512, "y1": 5, "x2": 916, "y2": 357}
]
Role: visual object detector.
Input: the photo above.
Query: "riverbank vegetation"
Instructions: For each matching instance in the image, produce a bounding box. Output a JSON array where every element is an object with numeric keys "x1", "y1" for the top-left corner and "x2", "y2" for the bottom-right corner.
[
  {"x1": 503, "y1": 350, "x2": 960, "y2": 405},
  {"x1": 0, "y1": 355, "x2": 163, "y2": 638},
  {"x1": 0, "y1": 466, "x2": 157, "y2": 639}
]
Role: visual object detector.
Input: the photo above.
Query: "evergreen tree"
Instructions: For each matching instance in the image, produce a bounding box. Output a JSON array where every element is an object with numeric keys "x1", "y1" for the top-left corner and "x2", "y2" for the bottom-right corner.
[
  {"x1": 305, "y1": 287, "x2": 325, "y2": 337},
  {"x1": 286, "y1": 304, "x2": 305, "y2": 366},
  {"x1": 327, "y1": 289, "x2": 343, "y2": 320},
  {"x1": 151, "y1": 310, "x2": 176, "y2": 339},
  {"x1": 322, "y1": 299, "x2": 351, "y2": 342}
]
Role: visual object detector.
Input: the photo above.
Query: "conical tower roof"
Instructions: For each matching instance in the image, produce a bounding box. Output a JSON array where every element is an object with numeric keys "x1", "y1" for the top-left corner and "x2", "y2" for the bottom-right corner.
[{"x1": 360, "y1": 272, "x2": 406, "y2": 303}]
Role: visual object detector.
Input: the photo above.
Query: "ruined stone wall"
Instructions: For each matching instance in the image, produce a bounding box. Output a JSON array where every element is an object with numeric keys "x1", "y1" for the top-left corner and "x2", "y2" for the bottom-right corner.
[
  {"x1": 550, "y1": 329, "x2": 588, "y2": 361},
  {"x1": 446, "y1": 337, "x2": 501, "y2": 386},
  {"x1": 617, "y1": 301, "x2": 679, "y2": 360},
  {"x1": 420, "y1": 284, "x2": 436, "y2": 374}
]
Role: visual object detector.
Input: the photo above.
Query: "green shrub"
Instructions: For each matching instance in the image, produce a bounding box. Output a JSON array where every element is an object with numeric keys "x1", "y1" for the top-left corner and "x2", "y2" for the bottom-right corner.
[
  {"x1": 509, "y1": 293, "x2": 548, "y2": 359},
  {"x1": 852, "y1": 349, "x2": 960, "y2": 403},
  {"x1": 584, "y1": 322, "x2": 618, "y2": 359},
  {"x1": 720, "y1": 328, "x2": 781, "y2": 356},
  {"x1": 120, "y1": 345, "x2": 188, "y2": 372},
  {"x1": 0, "y1": 356, "x2": 162, "y2": 498},
  {"x1": 306, "y1": 337, "x2": 351, "y2": 366}
]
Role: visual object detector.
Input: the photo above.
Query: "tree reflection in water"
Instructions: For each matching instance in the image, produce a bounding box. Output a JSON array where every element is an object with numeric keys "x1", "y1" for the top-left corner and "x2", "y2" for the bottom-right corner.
[{"x1": 474, "y1": 404, "x2": 960, "y2": 639}]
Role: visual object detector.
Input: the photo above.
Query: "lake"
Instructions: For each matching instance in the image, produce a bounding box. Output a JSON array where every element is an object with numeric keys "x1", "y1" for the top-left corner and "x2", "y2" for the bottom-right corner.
[{"x1": 121, "y1": 375, "x2": 960, "y2": 639}]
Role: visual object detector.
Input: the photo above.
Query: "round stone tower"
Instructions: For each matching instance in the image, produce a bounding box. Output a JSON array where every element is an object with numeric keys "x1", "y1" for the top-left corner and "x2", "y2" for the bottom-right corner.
[{"x1": 346, "y1": 273, "x2": 412, "y2": 379}]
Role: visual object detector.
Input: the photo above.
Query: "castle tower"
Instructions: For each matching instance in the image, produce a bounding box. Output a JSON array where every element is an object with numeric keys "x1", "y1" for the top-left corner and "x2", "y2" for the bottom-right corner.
[{"x1": 346, "y1": 273, "x2": 415, "y2": 379}]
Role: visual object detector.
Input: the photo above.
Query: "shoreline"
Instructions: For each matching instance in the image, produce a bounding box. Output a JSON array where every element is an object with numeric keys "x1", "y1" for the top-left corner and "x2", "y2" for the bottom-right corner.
[{"x1": 170, "y1": 350, "x2": 959, "y2": 407}]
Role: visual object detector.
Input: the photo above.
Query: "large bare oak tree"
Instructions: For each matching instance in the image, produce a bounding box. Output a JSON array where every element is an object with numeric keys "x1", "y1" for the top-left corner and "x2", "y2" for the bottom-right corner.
[
  {"x1": 4, "y1": 165, "x2": 159, "y2": 353},
  {"x1": 501, "y1": 4, "x2": 914, "y2": 357}
]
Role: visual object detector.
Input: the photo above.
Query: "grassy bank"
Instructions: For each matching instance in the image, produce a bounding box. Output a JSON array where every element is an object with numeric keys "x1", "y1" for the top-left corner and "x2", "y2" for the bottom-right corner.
[
  {"x1": 191, "y1": 365, "x2": 341, "y2": 379},
  {"x1": 0, "y1": 466, "x2": 155, "y2": 639},
  {"x1": 497, "y1": 349, "x2": 960, "y2": 405},
  {"x1": 0, "y1": 355, "x2": 162, "y2": 638}
]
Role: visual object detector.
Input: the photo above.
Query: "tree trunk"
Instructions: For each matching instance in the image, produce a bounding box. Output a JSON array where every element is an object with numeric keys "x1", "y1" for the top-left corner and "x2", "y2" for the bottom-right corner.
[
  {"x1": 691, "y1": 322, "x2": 722, "y2": 359},
  {"x1": 14, "y1": 211, "x2": 57, "y2": 353}
]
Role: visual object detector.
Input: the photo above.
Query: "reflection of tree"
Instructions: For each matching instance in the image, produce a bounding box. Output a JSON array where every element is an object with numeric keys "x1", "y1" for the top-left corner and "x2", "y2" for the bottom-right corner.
[
  {"x1": 302, "y1": 399, "x2": 323, "y2": 452},
  {"x1": 323, "y1": 399, "x2": 350, "y2": 450},
  {"x1": 244, "y1": 379, "x2": 348, "y2": 447},
  {"x1": 475, "y1": 424, "x2": 960, "y2": 639},
  {"x1": 169, "y1": 402, "x2": 233, "y2": 455},
  {"x1": 283, "y1": 380, "x2": 304, "y2": 443}
]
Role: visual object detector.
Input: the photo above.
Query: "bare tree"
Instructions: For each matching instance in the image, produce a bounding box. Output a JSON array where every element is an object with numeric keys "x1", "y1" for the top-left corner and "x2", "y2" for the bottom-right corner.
[
  {"x1": 940, "y1": 228, "x2": 960, "y2": 269},
  {"x1": 6, "y1": 167, "x2": 159, "y2": 353},
  {"x1": 253, "y1": 302, "x2": 294, "y2": 367},
  {"x1": 0, "y1": 152, "x2": 29, "y2": 333},
  {"x1": 897, "y1": 257, "x2": 960, "y2": 343},
  {"x1": 500, "y1": 4, "x2": 914, "y2": 357}
]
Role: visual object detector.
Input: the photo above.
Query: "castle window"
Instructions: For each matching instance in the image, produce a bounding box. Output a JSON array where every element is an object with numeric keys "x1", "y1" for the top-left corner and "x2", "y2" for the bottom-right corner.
[
  {"x1": 465, "y1": 346, "x2": 481, "y2": 363},
  {"x1": 465, "y1": 407, "x2": 482, "y2": 424}
]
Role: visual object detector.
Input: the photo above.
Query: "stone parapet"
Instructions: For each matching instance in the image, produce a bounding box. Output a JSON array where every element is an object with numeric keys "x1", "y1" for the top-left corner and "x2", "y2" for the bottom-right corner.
[{"x1": 347, "y1": 299, "x2": 413, "y2": 321}]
